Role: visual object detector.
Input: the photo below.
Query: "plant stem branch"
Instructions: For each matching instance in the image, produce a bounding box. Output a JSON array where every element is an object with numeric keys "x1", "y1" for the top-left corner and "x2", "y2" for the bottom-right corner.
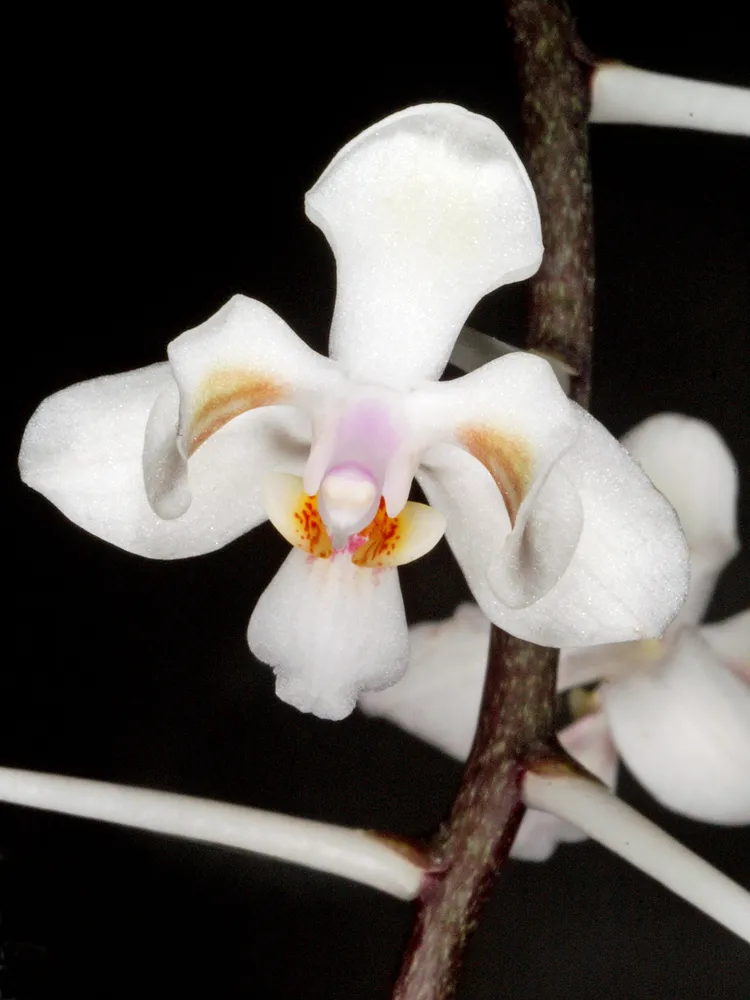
[
  {"x1": 0, "y1": 766, "x2": 425, "y2": 900},
  {"x1": 591, "y1": 64, "x2": 750, "y2": 136},
  {"x1": 523, "y1": 767, "x2": 750, "y2": 943}
]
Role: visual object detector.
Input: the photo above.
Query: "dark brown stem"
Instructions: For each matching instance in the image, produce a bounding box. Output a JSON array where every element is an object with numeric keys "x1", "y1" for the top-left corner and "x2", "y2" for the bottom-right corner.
[
  {"x1": 508, "y1": 0, "x2": 595, "y2": 408},
  {"x1": 391, "y1": 3, "x2": 596, "y2": 998},
  {"x1": 392, "y1": 635, "x2": 558, "y2": 999}
]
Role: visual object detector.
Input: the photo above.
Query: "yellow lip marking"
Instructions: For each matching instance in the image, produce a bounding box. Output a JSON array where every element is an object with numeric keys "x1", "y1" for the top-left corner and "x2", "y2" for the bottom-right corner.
[{"x1": 263, "y1": 474, "x2": 445, "y2": 568}]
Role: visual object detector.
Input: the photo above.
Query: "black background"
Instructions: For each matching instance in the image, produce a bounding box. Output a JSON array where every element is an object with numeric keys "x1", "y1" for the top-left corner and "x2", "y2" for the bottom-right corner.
[{"x1": 4, "y1": 6, "x2": 749, "y2": 998}]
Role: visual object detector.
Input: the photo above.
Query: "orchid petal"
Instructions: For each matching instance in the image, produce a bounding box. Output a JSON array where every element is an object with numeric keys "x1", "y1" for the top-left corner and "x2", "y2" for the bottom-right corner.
[
  {"x1": 20, "y1": 363, "x2": 310, "y2": 559},
  {"x1": 360, "y1": 603, "x2": 489, "y2": 759},
  {"x1": 414, "y1": 352, "x2": 577, "y2": 523},
  {"x1": 151, "y1": 295, "x2": 341, "y2": 518},
  {"x1": 511, "y1": 712, "x2": 618, "y2": 861},
  {"x1": 602, "y1": 627, "x2": 750, "y2": 824},
  {"x1": 419, "y1": 404, "x2": 689, "y2": 646},
  {"x1": 556, "y1": 639, "x2": 658, "y2": 691},
  {"x1": 247, "y1": 549, "x2": 409, "y2": 721},
  {"x1": 415, "y1": 353, "x2": 585, "y2": 611},
  {"x1": 306, "y1": 104, "x2": 543, "y2": 387},
  {"x1": 360, "y1": 603, "x2": 620, "y2": 863},
  {"x1": 700, "y1": 610, "x2": 750, "y2": 683},
  {"x1": 621, "y1": 413, "x2": 740, "y2": 626}
]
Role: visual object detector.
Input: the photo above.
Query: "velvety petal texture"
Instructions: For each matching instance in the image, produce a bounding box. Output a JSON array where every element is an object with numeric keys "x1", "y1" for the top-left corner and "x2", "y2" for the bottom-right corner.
[
  {"x1": 622, "y1": 413, "x2": 740, "y2": 626},
  {"x1": 306, "y1": 104, "x2": 543, "y2": 387},
  {"x1": 151, "y1": 295, "x2": 341, "y2": 519},
  {"x1": 20, "y1": 364, "x2": 311, "y2": 559},
  {"x1": 419, "y1": 404, "x2": 689, "y2": 646},
  {"x1": 700, "y1": 610, "x2": 750, "y2": 682},
  {"x1": 360, "y1": 602, "x2": 489, "y2": 758},
  {"x1": 603, "y1": 628, "x2": 750, "y2": 824},
  {"x1": 248, "y1": 549, "x2": 409, "y2": 721},
  {"x1": 19, "y1": 105, "x2": 696, "y2": 725}
]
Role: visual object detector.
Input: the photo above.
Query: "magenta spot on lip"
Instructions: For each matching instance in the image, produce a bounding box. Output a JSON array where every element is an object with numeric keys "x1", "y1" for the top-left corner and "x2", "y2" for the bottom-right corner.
[
  {"x1": 328, "y1": 533, "x2": 366, "y2": 561},
  {"x1": 346, "y1": 533, "x2": 367, "y2": 554}
]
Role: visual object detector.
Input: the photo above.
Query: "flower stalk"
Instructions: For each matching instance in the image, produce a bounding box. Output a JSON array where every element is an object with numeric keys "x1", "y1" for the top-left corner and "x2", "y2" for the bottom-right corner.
[
  {"x1": 523, "y1": 767, "x2": 750, "y2": 943},
  {"x1": 0, "y1": 766, "x2": 426, "y2": 900}
]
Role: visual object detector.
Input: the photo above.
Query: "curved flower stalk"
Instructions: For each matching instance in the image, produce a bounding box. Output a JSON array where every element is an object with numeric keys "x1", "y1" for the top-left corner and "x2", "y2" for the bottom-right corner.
[
  {"x1": 362, "y1": 414, "x2": 749, "y2": 855},
  {"x1": 523, "y1": 769, "x2": 750, "y2": 943},
  {"x1": 0, "y1": 766, "x2": 425, "y2": 900},
  {"x1": 20, "y1": 105, "x2": 688, "y2": 722},
  {"x1": 590, "y1": 63, "x2": 750, "y2": 137}
]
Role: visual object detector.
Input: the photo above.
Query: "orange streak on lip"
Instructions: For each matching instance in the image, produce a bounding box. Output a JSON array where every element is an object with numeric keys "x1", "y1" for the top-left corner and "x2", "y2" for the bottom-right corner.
[
  {"x1": 458, "y1": 426, "x2": 532, "y2": 525},
  {"x1": 188, "y1": 368, "x2": 287, "y2": 455},
  {"x1": 352, "y1": 499, "x2": 403, "y2": 568},
  {"x1": 290, "y1": 492, "x2": 333, "y2": 559}
]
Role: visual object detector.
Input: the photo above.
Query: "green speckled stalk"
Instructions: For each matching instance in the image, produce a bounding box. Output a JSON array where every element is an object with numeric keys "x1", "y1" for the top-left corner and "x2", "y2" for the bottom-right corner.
[{"x1": 392, "y1": 3, "x2": 596, "y2": 997}]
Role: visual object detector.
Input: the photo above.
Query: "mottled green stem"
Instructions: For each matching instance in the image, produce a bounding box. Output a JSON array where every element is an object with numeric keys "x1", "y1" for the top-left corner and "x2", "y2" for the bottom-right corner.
[{"x1": 392, "y1": 3, "x2": 595, "y2": 998}]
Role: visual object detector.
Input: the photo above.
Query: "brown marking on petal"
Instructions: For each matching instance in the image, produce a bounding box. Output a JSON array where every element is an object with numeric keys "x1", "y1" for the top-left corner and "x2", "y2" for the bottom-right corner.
[
  {"x1": 458, "y1": 426, "x2": 533, "y2": 525},
  {"x1": 188, "y1": 368, "x2": 288, "y2": 455}
]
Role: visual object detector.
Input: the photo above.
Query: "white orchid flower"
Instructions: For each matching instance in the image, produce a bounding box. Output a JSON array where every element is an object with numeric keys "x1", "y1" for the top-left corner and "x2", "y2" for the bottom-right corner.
[
  {"x1": 19, "y1": 106, "x2": 688, "y2": 722},
  {"x1": 362, "y1": 414, "x2": 749, "y2": 855}
]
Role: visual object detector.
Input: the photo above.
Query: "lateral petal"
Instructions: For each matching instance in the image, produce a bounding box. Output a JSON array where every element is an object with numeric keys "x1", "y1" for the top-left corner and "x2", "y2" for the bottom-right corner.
[
  {"x1": 151, "y1": 295, "x2": 341, "y2": 519},
  {"x1": 420, "y1": 405, "x2": 689, "y2": 646},
  {"x1": 306, "y1": 104, "x2": 542, "y2": 387},
  {"x1": 247, "y1": 549, "x2": 409, "y2": 721},
  {"x1": 415, "y1": 353, "x2": 584, "y2": 612},
  {"x1": 20, "y1": 363, "x2": 310, "y2": 559}
]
